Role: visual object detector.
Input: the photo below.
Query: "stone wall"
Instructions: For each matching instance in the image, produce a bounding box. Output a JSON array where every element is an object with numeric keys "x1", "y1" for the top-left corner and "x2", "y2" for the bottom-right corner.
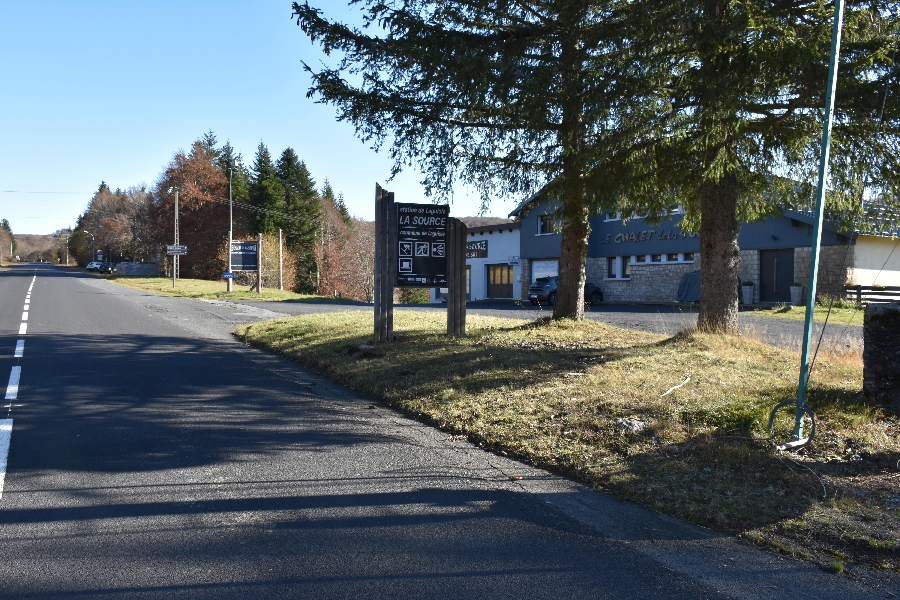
[
  {"x1": 738, "y1": 249, "x2": 760, "y2": 303},
  {"x1": 863, "y1": 303, "x2": 900, "y2": 412},
  {"x1": 590, "y1": 256, "x2": 702, "y2": 303},
  {"x1": 794, "y1": 244, "x2": 854, "y2": 300}
]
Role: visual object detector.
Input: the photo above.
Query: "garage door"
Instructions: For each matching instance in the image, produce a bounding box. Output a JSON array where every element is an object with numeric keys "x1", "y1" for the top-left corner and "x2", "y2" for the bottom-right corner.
[{"x1": 531, "y1": 260, "x2": 558, "y2": 282}]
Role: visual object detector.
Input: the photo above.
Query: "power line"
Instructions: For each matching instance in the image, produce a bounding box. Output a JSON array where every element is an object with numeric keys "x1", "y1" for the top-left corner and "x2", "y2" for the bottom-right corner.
[{"x1": 1, "y1": 190, "x2": 93, "y2": 194}]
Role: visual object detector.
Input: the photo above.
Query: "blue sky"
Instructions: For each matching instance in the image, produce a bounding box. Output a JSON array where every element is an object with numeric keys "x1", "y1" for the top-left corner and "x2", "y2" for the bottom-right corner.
[{"x1": 0, "y1": 1, "x2": 512, "y2": 235}]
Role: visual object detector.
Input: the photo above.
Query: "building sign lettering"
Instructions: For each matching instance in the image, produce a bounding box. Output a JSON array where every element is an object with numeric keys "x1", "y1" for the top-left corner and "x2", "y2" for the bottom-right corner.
[
  {"x1": 601, "y1": 228, "x2": 697, "y2": 244},
  {"x1": 466, "y1": 240, "x2": 488, "y2": 258}
]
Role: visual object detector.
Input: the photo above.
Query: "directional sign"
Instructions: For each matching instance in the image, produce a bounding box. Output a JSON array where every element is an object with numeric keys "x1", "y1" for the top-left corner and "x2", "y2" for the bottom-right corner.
[
  {"x1": 396, "y1": 203, "x2": 449, "y2": 287},
  {"x1": 230, "y1": 242, "x2": 258, "y2": 271},
  {"x1": 222, "y1": 272, "x2": 234, "y2": 279},
  {"x1": 166, "y1": 245, "x2": 188, "y2": 255}
]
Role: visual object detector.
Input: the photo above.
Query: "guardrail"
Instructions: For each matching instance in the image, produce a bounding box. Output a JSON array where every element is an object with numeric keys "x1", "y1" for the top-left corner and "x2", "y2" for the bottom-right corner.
[{"x1": 843, "y1": 285, "x2": 900, "y2": 304}]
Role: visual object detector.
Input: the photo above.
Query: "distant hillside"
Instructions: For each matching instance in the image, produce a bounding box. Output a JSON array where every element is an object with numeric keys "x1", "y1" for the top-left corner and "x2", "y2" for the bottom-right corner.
[{"x1": 458, "y1": 217, "x2": 515, "y2": 228}]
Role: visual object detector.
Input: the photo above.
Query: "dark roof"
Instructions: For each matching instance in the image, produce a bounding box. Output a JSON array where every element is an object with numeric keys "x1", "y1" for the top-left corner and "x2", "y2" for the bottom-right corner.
[{"x1": 467, "y1": 222, "x2": 520, "y2": 235}]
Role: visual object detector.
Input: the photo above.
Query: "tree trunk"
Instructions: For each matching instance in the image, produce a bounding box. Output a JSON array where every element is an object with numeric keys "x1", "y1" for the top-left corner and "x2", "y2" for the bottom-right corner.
[
  {"x1": 553, "y1": 198, "x2": 590, "y2": 320},
  {"x1": 697, "y1": 174, "x2": 741, "y2": 333},
  {"x1": 552, "y1": 3, "x2": 588, "y2": 320}
]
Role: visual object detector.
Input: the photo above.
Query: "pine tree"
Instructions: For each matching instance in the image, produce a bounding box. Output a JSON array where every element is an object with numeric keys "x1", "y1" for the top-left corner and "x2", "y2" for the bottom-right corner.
[
  {"x1": 276, "y1": 148, "x2": 322, "y2": 292},
  {"x1": 294, "y1": 0, "x2": 645, "y2": 319},
  {"x1": 295, "y1": 0, "x2": 900, "y2": 328},
  {"x1": 248, "y1": 141, "x2": 285, "y2": 234},
  {"x1": 217, "y1": 141, "x2": 251, "y2": 207},
  {"x1": 613, "y1": 0, "x2": 900, "y2": 332}
]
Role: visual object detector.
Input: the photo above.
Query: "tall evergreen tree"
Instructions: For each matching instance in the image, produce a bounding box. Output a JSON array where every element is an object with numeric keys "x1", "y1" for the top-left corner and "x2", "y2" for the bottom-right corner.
[
  {"x1": 248, "y1": 141, "x2": 285, "y2": 234},
  {"x1": 294, "y1": 0, "x2": 648, "y2": 320},
  {"x1": 614, "y1": 0, "x2": 900, "y2": 332},
  {"x1": 295, "y1": 0, "x2": 900, "y2": 328},
  {"x1": 277, "y1": 148, "x2": 322, "y2": 292},
  {"x1": 217, "y1": 141, "x2": 251, "y2": 205}
]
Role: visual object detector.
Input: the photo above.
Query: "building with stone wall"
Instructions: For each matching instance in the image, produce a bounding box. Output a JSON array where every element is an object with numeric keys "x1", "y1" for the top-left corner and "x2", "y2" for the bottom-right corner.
[{"x1": 511, "y1": 198, "x2": 884, "y2": 305}]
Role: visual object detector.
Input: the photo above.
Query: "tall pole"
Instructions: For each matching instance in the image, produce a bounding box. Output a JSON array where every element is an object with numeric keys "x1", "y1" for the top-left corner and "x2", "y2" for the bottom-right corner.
[
  {"x1": 257, "y1": 232, "x2": 263, "y2": 295},
  {"x1": 278, "y1": 228, "x2": 283, "y2": 291},
  {"x1": 173, "y1": 189, "x2": 179, "y2": 289},
  {"x1": 795, "y1": 0, "x2": 845, "y2": 441},
  {"x1": 84, "y1": 230, "x2": 95, "y2": 265},
  {"x1": 65, "y1": 235, "x2": 69, "y2": 265},
  {"x1": 227, "y1": 166, "x2": 234, "y2": 292}
]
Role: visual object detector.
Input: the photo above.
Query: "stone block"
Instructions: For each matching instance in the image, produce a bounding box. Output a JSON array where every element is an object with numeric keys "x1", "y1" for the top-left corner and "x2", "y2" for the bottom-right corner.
[{"x1": 863, "y1": 303, "x2": 900, "y2": 412}]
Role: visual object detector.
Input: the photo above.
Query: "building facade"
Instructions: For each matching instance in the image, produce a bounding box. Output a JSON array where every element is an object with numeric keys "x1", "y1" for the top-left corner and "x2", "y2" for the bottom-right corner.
[
  {"x1": 511, "y1": 200, "x2": 876, "y2": 304},
  {"x1": 430, "y1": 222, "x2": 522, "y2": 302}
]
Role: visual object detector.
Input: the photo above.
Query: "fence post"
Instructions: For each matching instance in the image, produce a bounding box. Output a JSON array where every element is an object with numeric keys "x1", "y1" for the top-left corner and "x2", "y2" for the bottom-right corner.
[
  {"x1": 257, "y1": 233, "x2": 263, "y2": 295},
  {"x1": 857, "y1": 284, "x2": 862, "y2": 305}
]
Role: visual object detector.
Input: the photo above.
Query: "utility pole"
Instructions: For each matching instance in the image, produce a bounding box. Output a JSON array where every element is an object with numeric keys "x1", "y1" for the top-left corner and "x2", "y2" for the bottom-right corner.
[
  {"x1": 227, "y1": 163, "x2": 234, "y2": 292},
  {"x1": 173, "y1": 189, "x2": 179, "y2": 289},
  {"x1": 65, "y1": 235, "x2": 69, "y2": 265},
  {"x1": 278, "y1": 228, "x2": 283, "y2": 291}
]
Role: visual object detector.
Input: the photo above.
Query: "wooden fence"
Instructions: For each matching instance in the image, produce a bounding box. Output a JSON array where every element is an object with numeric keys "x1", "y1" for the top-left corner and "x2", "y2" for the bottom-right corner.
[{"x1": 843, "y1": 285, "x2": 900, "y2": 304}]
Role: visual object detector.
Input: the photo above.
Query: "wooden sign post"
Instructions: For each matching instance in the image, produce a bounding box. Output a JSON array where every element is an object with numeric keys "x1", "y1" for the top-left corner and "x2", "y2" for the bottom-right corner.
[
  {"x1": 373, "y1": 184, "x2": 396, "y2": 342},
  {"x1": 446, "y1": 218, "x2": 467, "y2": 336}
]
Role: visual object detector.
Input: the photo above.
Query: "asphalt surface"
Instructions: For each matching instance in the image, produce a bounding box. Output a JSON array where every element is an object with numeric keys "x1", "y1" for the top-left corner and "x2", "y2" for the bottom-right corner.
[
  {"x1": 230, "y1": 296, "x2": 864, "y2": 352},
  {"x1": 0, "y1": 264, "x2": 891, "y2": 599}
]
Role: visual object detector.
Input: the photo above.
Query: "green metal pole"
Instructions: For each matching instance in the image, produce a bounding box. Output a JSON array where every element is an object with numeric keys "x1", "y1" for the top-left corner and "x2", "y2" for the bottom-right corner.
[{"x1": 796, "y1": 0, "x2": 845, "y2": 440}]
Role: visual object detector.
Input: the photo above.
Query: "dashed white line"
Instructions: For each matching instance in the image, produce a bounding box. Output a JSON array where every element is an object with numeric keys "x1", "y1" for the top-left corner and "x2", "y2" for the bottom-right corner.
[
  {"x1": 18, "y1": 323, "x2": 26, "y2": 336},
  {"x1": 21, "y1": 312, "x2": 28, "y2": 321},
  {"x1": 0, "y1": 419, "x2": 11, "y2": 499},
  {"x1": 14, "y1": 341, "x2": 24, "y2": 358},
  {"x1": 5, "y1": 367, "x2": 21, "y2": 400}
]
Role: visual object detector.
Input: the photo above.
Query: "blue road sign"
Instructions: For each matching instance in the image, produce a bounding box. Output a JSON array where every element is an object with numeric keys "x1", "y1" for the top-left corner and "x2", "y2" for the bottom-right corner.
[{"x1": 222, "y1": 272, "x2": 234, "y2": 279}]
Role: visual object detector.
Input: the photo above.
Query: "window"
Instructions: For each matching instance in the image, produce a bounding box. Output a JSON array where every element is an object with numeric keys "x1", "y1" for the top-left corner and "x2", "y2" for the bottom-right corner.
[
  {"x1": 667, "y1": 253, "x2": 679, "y2": 262},
  {"x1": 606, "y1": 257, "x2": 631, "y2": 280},
  {"x1": 604, "y1": 211, "x2": 620, "y2": 221},
  {"x1": 634, "y1": 255, "x2": 646, "y2": 263},
  {"x1": 538, "y1": 214, "x2": 555, "y2": 235},
  {"x1": 683, "y1": 252, "x2": 695, "y2": 261},
  {"x1": 651, "y1": 254, "x2": 662, "y2": 263}
]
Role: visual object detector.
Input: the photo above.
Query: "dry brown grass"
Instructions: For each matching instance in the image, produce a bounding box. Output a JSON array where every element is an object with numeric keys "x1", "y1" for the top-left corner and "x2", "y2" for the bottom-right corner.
[{"x1": 238, "y1": 311, "x2": 900, "y2": 573}]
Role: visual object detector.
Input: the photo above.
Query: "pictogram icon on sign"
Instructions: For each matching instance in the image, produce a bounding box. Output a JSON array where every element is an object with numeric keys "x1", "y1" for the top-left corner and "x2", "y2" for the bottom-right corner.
[
  {"x1": 431, "y1": 242, "x2": 445, "y2": 257},
  {"x1": 399, "y1": 242, "x2": 412, "y2": 256},
  {"x1": 399, "y1": 258, "x2": 413, "y2": 273},
  {"x1": 415, "y1": 242, "x2": 430, "y2": 256}
]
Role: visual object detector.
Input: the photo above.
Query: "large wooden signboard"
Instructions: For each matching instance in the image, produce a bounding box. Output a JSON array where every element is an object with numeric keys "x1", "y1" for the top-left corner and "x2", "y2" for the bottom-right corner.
[{"x1": 396, "y1": 203, "x2": 449, "y2": 287}]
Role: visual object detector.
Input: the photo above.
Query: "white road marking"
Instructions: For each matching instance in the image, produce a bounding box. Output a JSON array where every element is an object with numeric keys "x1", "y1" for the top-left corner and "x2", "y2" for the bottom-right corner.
[
  {"x1": 0, "y1": 419, "x2": 11, "y2": 499},
  {"x1": 18, "y1": 323, "x2": 26, "y2": 335},
  {"x1": 21, "y1": 312, "x2": 28, "y2": 321},
  {"x1": 5, "y1": 367, "x2": 21, "y2": 400},
  {"x1": 14, "y1": 341, "x2": 24, "y2": 358}
]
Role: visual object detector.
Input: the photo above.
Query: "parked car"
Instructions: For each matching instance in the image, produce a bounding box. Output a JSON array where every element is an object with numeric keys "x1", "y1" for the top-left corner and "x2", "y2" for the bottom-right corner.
[
  {"x1": 98, "y1": 262, "x2": 113, "y2": 273},
  {"x1": 85, "y1": 262, "x2": 102, "y2": 272},
  {"x1": 528, "y1": 276, "x2": 603, "y2": 306}
]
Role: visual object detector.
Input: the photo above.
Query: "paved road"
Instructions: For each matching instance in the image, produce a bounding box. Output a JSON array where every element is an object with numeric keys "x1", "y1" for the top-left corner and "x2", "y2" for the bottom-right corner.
[{"x1": 0, "y1": 265, "x2": 891, "y2": 599}]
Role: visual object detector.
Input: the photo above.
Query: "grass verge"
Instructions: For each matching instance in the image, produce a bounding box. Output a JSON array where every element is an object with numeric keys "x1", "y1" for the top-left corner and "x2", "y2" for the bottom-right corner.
[
  {"x1": 106, "y1": 276, "x2": 339, "y2": 302},
  {"x1": 744, "y1": 304, "x2": 865, "y2": 327},
  {"x1": 237, "y1": 311, "x2": 899, "y2": 575}
]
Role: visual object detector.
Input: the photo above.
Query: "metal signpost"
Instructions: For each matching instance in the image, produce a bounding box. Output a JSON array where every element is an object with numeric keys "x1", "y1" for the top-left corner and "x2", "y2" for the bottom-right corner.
[
  {"x1": 396, "y1": 202, "x2": 450, "y2": 287},
  {"x1": 166, "y1": 244, "x2": 187, "y2": 289}
]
